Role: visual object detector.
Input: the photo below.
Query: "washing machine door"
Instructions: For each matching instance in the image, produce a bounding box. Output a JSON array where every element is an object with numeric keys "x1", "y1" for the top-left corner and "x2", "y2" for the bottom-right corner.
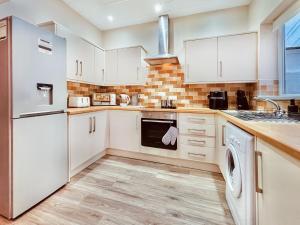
[{"x1": 226, "y1": 143, "x2": 242, "y2": 198}]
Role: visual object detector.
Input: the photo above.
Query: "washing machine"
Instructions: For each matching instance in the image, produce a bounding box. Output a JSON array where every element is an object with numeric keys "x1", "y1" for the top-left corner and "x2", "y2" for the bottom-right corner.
[{"x1": 225, "y1": 122, "x2": 255, "y2": 225}]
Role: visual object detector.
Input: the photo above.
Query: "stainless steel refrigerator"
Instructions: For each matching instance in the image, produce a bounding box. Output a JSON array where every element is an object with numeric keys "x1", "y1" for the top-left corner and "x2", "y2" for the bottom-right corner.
[{"x1": 0, "y1": 16, "x2": 68, "y2": 219}]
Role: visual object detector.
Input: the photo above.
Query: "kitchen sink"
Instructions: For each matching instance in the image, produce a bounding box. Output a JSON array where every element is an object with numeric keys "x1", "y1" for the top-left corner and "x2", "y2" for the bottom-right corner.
[{"x1": 223, "y1": 110, "x2": 300, "y2": 123}]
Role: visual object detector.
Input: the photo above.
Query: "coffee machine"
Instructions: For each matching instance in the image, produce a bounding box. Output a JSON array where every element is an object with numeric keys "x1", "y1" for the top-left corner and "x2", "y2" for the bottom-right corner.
[{"x1": 236, "y1": 90, "x2": 249, "y2": 110}]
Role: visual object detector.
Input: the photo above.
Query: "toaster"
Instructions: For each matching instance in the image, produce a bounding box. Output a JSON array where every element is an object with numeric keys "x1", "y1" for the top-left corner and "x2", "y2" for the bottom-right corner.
[
  {"x1": 208, "y1": 91, "x2": 228, "y2": 110},
  {"x1": 68, "y1": 96, "x2": 90, "y2": 108}
]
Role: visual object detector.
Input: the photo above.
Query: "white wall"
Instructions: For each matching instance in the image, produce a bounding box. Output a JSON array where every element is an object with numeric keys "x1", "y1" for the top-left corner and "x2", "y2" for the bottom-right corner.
[
  {"x1": 248, "y1": 0, "x2": 296, "y2": 30},
  {"x1": 259, "y1": 24, "x2": 279, "y2": 81},
  {"x1": 102, "y1": 21, "x2": 157, "y2": 54},
  {"x1": 0, "y1": 0, "x2": 103, "y2": 46},
  {"x1": 171, "y1": 6, "x2": 250, "y2": 62},
  {"x1": 274, "y1": 0, "x2": 300, "y2": 30},
  {"x1": 103, "y1": 6, "x2": 250, "y2": 62}
]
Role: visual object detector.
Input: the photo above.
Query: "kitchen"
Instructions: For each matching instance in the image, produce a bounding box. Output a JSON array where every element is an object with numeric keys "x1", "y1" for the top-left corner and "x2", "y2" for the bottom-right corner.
[{"x1": 0, "y1": 0, "x2": 299, "y2": 224}]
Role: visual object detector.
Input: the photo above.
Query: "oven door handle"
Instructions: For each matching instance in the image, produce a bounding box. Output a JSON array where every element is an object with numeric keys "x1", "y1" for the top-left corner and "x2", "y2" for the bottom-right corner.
[{"x1": 142, "y1": 119, "x2": 174, "y2": 124}]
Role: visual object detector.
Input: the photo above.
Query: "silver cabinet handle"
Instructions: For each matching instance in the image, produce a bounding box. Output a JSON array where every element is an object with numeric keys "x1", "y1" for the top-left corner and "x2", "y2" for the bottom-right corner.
[
  {"x1": 89, "y1": 117, "x2": 92, "y2": 134},
  {"x1": 102, "y1": 69, "x2": 105, "y2": 81},
  {"x1": 188, "y1": 152, "x2": 206, "y2": 157},
  {"x1": 222, "y1": 125, "x2": 226, "y2": 146},
  {"x1": 219, "y1": 61, "x2": 223, "y2": 77},
  {"x1": 255, "y1": 151, "x2": 263, "y2": 193},
  {"x1": 188, "y1": 129, "x2": 206, "y2": 136},
  {"x1": 93, "y1": 116, "x2": 96, "y2": 133},
  {"x1": 76, "y1": 60, "x2": 79, "y2": 76},
  {"x1": 188, "y1": 118, "x2": 206, "y2": 123},
  {"x1": 188, "y1": 139, "x2": 206, "y2": 147},
  {"x1": 142, "y1": 119, "x2": 174, "y2": 124},
  {"x1": 80, "y1": 61, "x2": 83, "y2": 76}
]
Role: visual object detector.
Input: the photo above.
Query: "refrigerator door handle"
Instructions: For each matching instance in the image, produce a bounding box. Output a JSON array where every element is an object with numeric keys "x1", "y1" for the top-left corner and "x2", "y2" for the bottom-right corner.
[{"x1": 19, "y1": 110, "x2": 65, "y2": 118}]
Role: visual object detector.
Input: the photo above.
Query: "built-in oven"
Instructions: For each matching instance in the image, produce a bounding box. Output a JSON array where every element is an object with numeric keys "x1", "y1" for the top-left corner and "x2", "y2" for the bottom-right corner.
[{"x1": 141, "y1": 111, "x2": 177, "y2": 150}]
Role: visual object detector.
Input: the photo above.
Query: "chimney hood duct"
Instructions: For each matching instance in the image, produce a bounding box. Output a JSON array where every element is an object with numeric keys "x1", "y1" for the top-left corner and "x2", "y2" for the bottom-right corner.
[{"x1": 144, "y1": 15, "x2": 179, "y2": 65}]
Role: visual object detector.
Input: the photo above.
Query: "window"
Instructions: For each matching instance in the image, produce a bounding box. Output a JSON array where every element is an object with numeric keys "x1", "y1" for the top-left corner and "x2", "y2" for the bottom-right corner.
[{"x1": 281, "y1": 13, "x2": 300, "y2": 95}]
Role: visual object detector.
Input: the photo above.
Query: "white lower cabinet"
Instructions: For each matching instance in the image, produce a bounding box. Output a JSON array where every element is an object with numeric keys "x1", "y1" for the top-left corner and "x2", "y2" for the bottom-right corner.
[
  {"x1": 109, "y1": 110, "x2": 141, "y2": 152},
  {"x1": 69, "y1": 111, "x2": 108, "y2": 176},
  {"x1": 256, "y1": 139, "x2": 300, "y2": 225},
  {"x1": 216, "y1": 115, "x2": 227, "y2": 178},
  {"x1": 91, "y1": 111, "x2": 109, "y2": 156},
  {"x1": 178, "y1": 113, "x2": 216, "y2": 163}
]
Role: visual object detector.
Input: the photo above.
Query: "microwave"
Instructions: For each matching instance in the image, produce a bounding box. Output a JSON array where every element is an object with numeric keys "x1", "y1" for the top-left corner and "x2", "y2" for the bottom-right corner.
[{"x1": 92, "y1": 93, "x2": 116, "y2": 106}]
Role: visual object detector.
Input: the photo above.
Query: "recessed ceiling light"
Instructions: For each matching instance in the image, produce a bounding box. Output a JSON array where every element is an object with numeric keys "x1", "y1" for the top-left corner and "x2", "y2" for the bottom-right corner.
[
  {"x1": 107, "y1": 15, "x2": 114, "y2": 22},
  {"x1": 154, "y1": 3, "x2": 162, "y2": 13}
]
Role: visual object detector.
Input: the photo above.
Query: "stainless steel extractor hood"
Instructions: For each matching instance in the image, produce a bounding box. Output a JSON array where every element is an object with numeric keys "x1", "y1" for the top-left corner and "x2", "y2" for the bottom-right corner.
[{"x1": 144, "y1": 15, "x2": 179, "y2": 65}]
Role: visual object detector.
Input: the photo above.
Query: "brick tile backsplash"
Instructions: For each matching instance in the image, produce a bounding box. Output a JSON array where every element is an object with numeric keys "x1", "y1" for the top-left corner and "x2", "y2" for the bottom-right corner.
[
  {"x1": 68, "y1": 64, "x2": 297, "y2": 110},
  {"x1": 68, "y1": 64, "x2": 256, "y2": 109}
]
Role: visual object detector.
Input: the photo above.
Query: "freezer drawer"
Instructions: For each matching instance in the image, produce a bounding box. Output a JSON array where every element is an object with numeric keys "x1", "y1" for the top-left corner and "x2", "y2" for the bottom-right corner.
[{"x1": 12, "y1": 113, "x2": 68, "y2": 218}]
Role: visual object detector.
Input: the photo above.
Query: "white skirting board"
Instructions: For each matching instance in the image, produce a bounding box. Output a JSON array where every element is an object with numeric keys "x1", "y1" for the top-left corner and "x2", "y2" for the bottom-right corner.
[
  {"x1": 106, "y1": 148, "x2": 221, "y2": 173},
  {"x1": 70, "y1": 151, "x2": 107, "y2": 178}
]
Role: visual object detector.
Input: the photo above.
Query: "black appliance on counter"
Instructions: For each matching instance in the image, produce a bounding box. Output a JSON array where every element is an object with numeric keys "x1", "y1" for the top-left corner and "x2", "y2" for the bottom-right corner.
[
  {"x1": 236, "y1": 90, "x2": 250, "y2": 110},
  {"x1": 208, "y1": 91, "x2": 228, "y2": 110},
  {"x1": 141, "y1": 112, "x2": 177, "y2": 150}
]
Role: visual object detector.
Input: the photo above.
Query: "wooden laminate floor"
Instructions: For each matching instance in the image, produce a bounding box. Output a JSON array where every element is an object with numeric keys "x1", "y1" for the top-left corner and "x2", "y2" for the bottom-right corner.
[{"x1": 0, "y1": 156, "x2": 234, "y2": 225}]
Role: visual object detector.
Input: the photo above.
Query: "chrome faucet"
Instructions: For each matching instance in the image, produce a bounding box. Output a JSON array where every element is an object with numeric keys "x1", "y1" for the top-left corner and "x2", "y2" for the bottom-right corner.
[{"x1": 254, "y1": 97, "x2": 285, "y2": 118}]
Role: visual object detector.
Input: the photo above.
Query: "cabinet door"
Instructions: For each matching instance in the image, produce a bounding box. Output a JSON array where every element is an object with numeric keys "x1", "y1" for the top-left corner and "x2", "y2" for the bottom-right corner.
[
  {"x1": 138, "y1": 48, "x2": 147, "y2": 85},
  {"x1": 105, "y1": 50, "x2": 118, "y2": 85},
  {"x1": 256, "y1": 139, "x2": 300, "y2": 225},
  {"x1": 79, "y1": 39, "x2": 95, "y2": 84},
  {"x1": 117, "y1": 47, "x2": 141, "y2": 85},
  {"x1": 94, "y1": 47, "x2": 105, "y2": 85},
  {"x1": 56, "y1": 26, "x2": 81, "y2": 81},
  {"x1": 69, "y1": 114, "x2": 93, "y2": 171},
  {"x1": 185, "y1": 38, "x2": 218, "y2": 83},
  {"x1": 109, "y1": 111, "x2": 140, "y2": 152},
  {"x1": 218, "y1": 33, "x2": 257, "y2": 82},
  {"x1": 91, "y1": 111, "x2": 108, "y2": 156},
  {"x1": 216, "y1": 116, "x2": 227, "y2": 179}
]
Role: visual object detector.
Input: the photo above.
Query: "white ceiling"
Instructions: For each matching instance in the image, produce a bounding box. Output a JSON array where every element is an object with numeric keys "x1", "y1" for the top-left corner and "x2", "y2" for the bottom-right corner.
[
  {"x1": 62, "y1": 0, "x2": 252, "y2": 30},
  {"x1": 0, "y1": 0, "x2": 9, "y2": 4}
]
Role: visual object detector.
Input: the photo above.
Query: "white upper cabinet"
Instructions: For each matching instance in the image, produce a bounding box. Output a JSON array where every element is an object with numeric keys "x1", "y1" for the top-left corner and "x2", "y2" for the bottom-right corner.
[
  {"x1": 39, "y1": 22, "x2": 105, "y2": 85},
  {"x1": 55, "y1": 26, "x2": 80, "y2": 81},
  {"x1": 118, "y1": 47, "x2": 141, "y2": 85},
  {"x1": 184, "y1": 33, "x2": 257, "y2": 83},
  {"x1": 105, "y1": 49, "x2": 118, "y2": 85},
  {"x1": 104, "y1": 46, "x2": 147, "y2": 86},
  {"x1": 218, "y1": 33, "x2": 257, "y2": 82},
  {"x1": 185, "y1": 38, "x2": 218, "y2": 83},
  {"x1": 94, "y1": 47, "x2": 105, "y2": 85},
  {"x1": 79, "y1": 39, "x2": 95, "y2": 83}
]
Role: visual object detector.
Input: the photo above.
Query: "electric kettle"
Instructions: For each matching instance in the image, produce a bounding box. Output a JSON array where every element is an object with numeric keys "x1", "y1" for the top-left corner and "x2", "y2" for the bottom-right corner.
[{"x1": 120, "y1": 94, "x2": 130, "y2": 107}]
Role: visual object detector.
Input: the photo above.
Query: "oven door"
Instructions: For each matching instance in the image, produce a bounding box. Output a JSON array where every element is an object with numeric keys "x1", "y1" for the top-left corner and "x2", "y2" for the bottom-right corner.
[{"x1": 141, "y1": 118, "x2": 177, "y2": 150}]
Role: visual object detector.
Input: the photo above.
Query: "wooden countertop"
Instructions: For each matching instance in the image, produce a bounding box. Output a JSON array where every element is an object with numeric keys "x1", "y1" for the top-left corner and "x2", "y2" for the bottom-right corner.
[
  {"x1": 67, "y1": 106, "x2": 300, "y2": 161},
  {"x1": 218, "y1": 111, "x2": 300, "y2": 161},
  {"x1": 67, "y1": 106, "x2": 217, "y2": 115}
]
